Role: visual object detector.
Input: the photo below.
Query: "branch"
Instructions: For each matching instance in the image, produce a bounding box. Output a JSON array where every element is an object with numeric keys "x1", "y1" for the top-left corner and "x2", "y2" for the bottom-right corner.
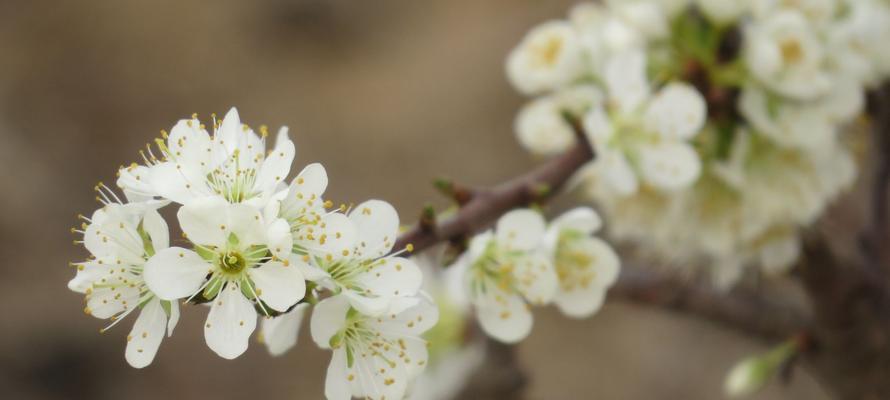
[
  {"x1": 610, "y1": 266, "x2": 811, "y2": 341},
  {"x1": 865, "y1": 83, "x2": 890, "y2": 270},
  {"x1": 394, "y1": 116, "x2": 594, "y2": 253}
]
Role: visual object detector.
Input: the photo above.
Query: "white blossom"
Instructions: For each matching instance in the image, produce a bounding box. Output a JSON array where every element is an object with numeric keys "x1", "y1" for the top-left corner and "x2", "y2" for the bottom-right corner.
[
  {"x1": 118, "y1": 107, "x2": 295, "y2": 207},
  {"x1": 745, "y1": 11, "x2": 831, "y2": 100},
  {"x1": 451, "y1": 209, "x2": 558, "y2": 343},
  {"x1": 312, "y1": 294, "x2": 438, "y2": 400},
  {"x1": 143, "y1": 197, "x2": 307, "y2": 359},
  {"x1": 70, "y1": 200, "x2": 179, "y2": 368},
  {"x1": 514, "y1": 85, "x2": 603, "y2": 156},
  {"x1": 506, "y1": 21, "x2": 585, "y2": 95},
  {"x1": 543, "y1": 208, "x2": 620, "y2": 318},
  {"x1": 299, "y1": 199, "x2": 424, "y2": 317}
]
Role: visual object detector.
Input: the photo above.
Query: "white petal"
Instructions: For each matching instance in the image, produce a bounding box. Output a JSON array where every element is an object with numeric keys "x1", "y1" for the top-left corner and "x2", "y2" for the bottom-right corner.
[
  {"x1": 760, "y1": 235, "x2": 800, "y2": 275},
  {"x1": 261, "y1": 303, "x2": 309, "y2": 356},
  {"x1": 310, "y1": 295, "x2": 350, "y2": 349},
  {"x1": 286, "y1": 163, "x2": 329, "y2": 207},
  {"x1": 87, "y1": 284, "x2": 141, "y2": 319},
  {"x1": 515, "y1": 97, "x2": 576, "y2": 156},
  {"x1": 143, "y1": 247, "x2": 209, "y2": 300},
  {"x1": 605, "y1": 49, "x2": 650, "y2": 113},
  {"x1": 554, "y1": 287, "x2": 607, "y2": 319},
  {"x1": 303, "y1": 212, "x2": 359, "y2": 259},
  {"x1": 217, "y1": 107, "x2": 242, "y2": 154},
  {"x1": 168, "y1": 118, "x2": 213, "y2": 167},
  {"x1": 177, "y1": 196, "x2": 229, "y2": 247},
  {"x1": 125, "y1": 297, "x2": 168, "y2": 368},
  {"x1": 644, "y1": 83, "x2": 706, "y2": 139},
  {"x1": 166, "y1": 300, "x2": 180, "y2": 337},
  {"x1": 582, "y1": 106, "x2": 614, "y2": 145},
  {"x1": 67, "y1": 261, "x2": 112, "y2": 293},
  {"x1": 638, "y1": 142, "x2": 702, "y2": 190},
  {"x1": 204, "y1": 283, "x2": 258, "y2": 359},
  {"x1": 225, "y1": 203, "x2": 267, "y2": 247},
  {"x1": 475, "y1": 290, "x2": 533, "y2": 344},
  {"x1": 116, "y1": 164, "x2": 156, "y2": 202},
  {"x1": 343, "y1": 290, "x2": 392, "y2": 317},
  {"x1": 356, "y1": 257, "x2": 423, "y2": 299},
  {"x1": 371, "y1": 293, "x2": 439, "y2": 336},
  {"x1": 598, "y1": 151, "x2": 640, "y2": 196},
  {"x1": 513, "y1": 253, "x2": 559, "y2": 305},
  {"x1": 267, "y1": 218, "x2": 294, "y2": 260},
  {"x1": 255, "y1": 128, "x2": 295, "y2": 194},
  {"x1": 495, "y1": 209, "x2": 546, "y2": 251},
  {"x1": 149, "y1": 161, "x2": 209, "y2": 205},
  {"x1": 324, "y1": 349, "x2": 354, "y2": 400},
  {"x1": 350, "y1": 200, "x2": 400, "y2": 258},
  {"x1": 550, "y1": 207, "x2": 603, "y2": 235},
  {"x1": 249, "y1": 259, "x2": 306, "y2": 312},
  {"x1": 142, "y1": 208, "x2": 169, "y2": 251}
]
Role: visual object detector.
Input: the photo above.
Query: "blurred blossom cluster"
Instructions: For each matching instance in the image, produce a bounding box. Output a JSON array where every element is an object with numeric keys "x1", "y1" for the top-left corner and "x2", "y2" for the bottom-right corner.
[{"x1": 508, "y1": 0, "x2": 890, "y2": 287}]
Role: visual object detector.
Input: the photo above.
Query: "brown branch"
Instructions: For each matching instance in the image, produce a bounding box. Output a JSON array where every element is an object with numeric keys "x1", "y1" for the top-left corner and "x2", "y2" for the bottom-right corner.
[
  {"x1": 394, "y1": 115, "x2": 594, "y2": 253},
  {"x1": 610, "y1": 266, "x2": 811, "y2": 341}
]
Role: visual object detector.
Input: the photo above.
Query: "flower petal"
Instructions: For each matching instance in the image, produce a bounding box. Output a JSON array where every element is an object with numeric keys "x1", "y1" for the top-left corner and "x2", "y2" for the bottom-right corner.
[
  {"x1": 249, "y1": 258, "x2": 306, "y2": 312},
  {"x1": 513, "y1": 253, "x2": 559, "y2": 305},
  {"x1": 144, "y1": 247, "x2": 209, "y2": 300},
  {"x1": 177, "y1": 196, "x2": 229, "y2": 247},
  {"x1": 149, "y1": 161, "x2": 210, "y2": 205},
  {"x1": 225, "y1": 203, "x2": 266, "y2": 247},
  {"x1": 267, "y1": 218, "x2": 294, "y2": 260},
  {"x1": 204, "y1": 283, "x2": 257, "y2": 359},
  {"x1": 166, "y1": 300, "x2": 180, "y2": 337},
  {"x1": 324, "y1": 349, "x2": 354, "y2": 400},
  {"x1": 644, "y1": 82, "x2": 706, "y2": 139},
  {"x1": 350, "y1": 200, "x2": 400, "y2": 258},
  {"x1": 310, "y1": 295, "x2": 350, "y2": 349},
  {"x1": 261, "y1": 303, "x2": 309, "y2": 356},
  {"x1": 551, "y1": 207, "x2": 603, "y2": 235},
  {"x1": 598, "y1": 151, "x2": 639, "y2": 196},
  {"x1": 554, "y1": 286, "x2": 607, "y2": 319},
  {"x1": 475, "y1": 289, "x2": 533, "y2": 344},
  {"x1": 638, "y1": 142, "x2": 702, "y2": 190},
  {"x1": 125, "y1": 297, "x2": 168, "y2": 368},
  {"x1": 142, "y1": 208, "x2": 169, "y2": 251},
  {"x1": 495, "y1": 209, "x2": 546, "y2": 251},
  {"x1": 356, "y1": 257, "x2": 423, "y2": 299},
  {"x1": 605, "y1": 49, "x2": 650, "y2": 113},
  {"x1": 255, "y1": 128, "x2": 295, "y2": 195}
]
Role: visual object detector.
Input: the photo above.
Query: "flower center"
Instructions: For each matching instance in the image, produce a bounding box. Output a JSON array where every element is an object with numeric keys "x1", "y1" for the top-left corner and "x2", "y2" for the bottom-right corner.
[
  {"x1": 779, "y1": 39, "x2": 803, "y2": 65},
  {"x1": 219, "y1": 251, "x2": 247, "y2": 274}
]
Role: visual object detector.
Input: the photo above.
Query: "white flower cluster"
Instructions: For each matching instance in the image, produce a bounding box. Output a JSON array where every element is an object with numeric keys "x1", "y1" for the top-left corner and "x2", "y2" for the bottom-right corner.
[
  {"x1": 70, "y1": 108, "x2": 437, "y2": 400},
  {"x1": 448, "y1": 208, "x2": 619, "y2": 343},
  {"x1": 508, "y1": 0, "x2": 890, "y2": 286}
]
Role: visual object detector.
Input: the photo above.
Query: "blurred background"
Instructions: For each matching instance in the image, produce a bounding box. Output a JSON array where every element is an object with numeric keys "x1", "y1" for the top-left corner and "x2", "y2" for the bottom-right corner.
[{"x1": 0, "y1": 0, "x2": 828, "y2": 398}]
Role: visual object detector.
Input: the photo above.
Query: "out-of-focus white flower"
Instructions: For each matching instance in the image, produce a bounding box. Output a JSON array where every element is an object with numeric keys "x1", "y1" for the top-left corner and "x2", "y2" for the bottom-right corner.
[
  {"x1": 70, "y1": 201, "x2": 179, "y2": 368},
  {"x1": 585, "y1": 51, "x2": 706, "y2": 194},
  {"x1": 515, "y1": 85, "x2": 603, "y2": 156},
  {"x1": 751, "y1": 0, "x2": 837, "y2": 26},
  {"x1": 745, "y1": 11, "x2": 831, "y2": 100},
  {"x1": 826, "y1": 0, "x2": 890, "y2": 86},
  {"x1": 543, "y1": 208, "x2": 620, "y2": 318},
  {"x1": 451, "y1": 209, "x2": 558, "y2": 343},
  {"x1": 696, "y1": 0, "x2": 749, "y2": 25},
  {"x1": 506, "y1": 21, "x2": 585, "y2": 95},
  {"x1": 118, "y1": 107, "x2": 295, "y2": 207},
  {"x1": 312, "y1": 294, "x2": 438, "y2": 400},
  {"x1": 143, "y1": 198, "x2": 307, "y2": 359},
  {"x1": 738, "y1": 85, "x2": 835, "y2": 152},
  {"x1": 265, "y1": 163, "x2": 357, "y2": 260},
  {"x1": 299, "y1": 200, "x2": 423, "y2": 317}
]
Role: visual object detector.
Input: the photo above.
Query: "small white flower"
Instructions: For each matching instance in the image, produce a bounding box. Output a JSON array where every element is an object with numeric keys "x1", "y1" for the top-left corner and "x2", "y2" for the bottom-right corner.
[
  {"x1": 311, "y1": 294, "x2": 439, "y2": 400},
  {"x1": 543, "y1": 208, "x2": 620, "y2": 318},
  {"x1": 585, "y1": 52, "x2": 706, "y2": 194},
  {"x1": 143, "y1": 197, "x2": 307, "y2": 359},
  {"x1": 826, "y1": 0, "x2": 890, "y2": 86},
  {"x1": 506, "y1": 20, "x2": 585, "y2": 95},
  {"x1": 514, "y1": 85, "x2": 604, "y2": 156},
  {"x1": 745, "y1": 11, "x2": 831, "y2": 100},
  {"x1": 299, "y1": 199, "x2": 424, "y2": 317},
  {"x1": 70, "y1": 201, "x2": 179, "y2": 368},
  {"x1": 452, "y1": 209, "x2": 558, "y2": 343},
  {"x1": 118, "y1": 107, "x2": 295, "y2": 207}
]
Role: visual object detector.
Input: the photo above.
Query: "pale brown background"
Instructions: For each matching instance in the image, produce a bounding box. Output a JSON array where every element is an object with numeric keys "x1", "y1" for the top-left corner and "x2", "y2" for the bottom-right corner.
[{"x1": 0, "y1": 1, "x2": 828, "y2": 399}]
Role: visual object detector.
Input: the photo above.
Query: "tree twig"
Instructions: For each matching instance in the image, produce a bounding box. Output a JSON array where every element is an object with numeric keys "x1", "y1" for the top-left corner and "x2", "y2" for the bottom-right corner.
[{"x1": 609, "y1": 266, "x2": 811, "y2": 341}]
